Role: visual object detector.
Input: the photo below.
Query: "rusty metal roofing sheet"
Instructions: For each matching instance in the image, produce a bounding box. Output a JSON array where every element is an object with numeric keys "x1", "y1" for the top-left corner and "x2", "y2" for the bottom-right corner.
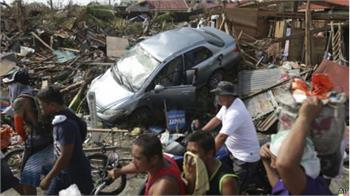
[
  {"x1": 321, "y1": 0, "x2": 349, "y2": 7},
  {"x1": 238, "y1": 68, "x2": 282, "y2": 96},
  {"x1": 314, "y1": 59, "x2": 349, "y2": 97},
  {"x1": 148, "y1": 0, "x2": 189, "y2": 11}
]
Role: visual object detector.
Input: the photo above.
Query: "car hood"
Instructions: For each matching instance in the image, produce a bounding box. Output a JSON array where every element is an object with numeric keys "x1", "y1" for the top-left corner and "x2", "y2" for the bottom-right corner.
[{"x1": 88, "y1": 68, "x2": 134, "y2": 111}]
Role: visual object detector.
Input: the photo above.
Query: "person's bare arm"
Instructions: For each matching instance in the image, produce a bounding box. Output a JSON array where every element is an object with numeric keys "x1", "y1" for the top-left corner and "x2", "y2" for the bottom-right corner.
[
  {"x1": 13, "y1": 98, "x2": 36, "y2": 139},
  {"x1": 40, "y1": 144, "x2": 74, "y2": 190},
  {"x1": 202, "y1": 117, "x2": 221, "y2": 132},
  {"x1": 150, "y1": 176, "x2": 180, "y2": 195},
  {"x1": 215, "y1": 133, "x2": 228, "y2": 151},
  {"x1": 260, "y1": 144, "x2": 279, "y2": 187},
  {"x1": 221, "y1": 176, "x2": 239, "y2": 195},
  {"x1": 108, "y1": 162, "x2": 139, "y2": 180},
  {"x1": 276, "y1": 97, "x2": 321, "y2": 195}
]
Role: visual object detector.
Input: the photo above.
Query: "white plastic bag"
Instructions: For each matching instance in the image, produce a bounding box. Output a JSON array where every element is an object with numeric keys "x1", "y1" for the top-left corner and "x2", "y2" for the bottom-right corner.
[{"x1": 59, "y1": 184, "x2": 81, "y2": 196}]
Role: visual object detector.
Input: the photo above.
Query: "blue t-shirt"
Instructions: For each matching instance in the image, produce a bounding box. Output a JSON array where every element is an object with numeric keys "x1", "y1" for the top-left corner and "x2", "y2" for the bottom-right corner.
[
  {"x1": 53, "y1": 116, "x2": 90, "y2": 176},
  {"x1": 272, "y1": 175, "x2": 332, "y2": 195}
]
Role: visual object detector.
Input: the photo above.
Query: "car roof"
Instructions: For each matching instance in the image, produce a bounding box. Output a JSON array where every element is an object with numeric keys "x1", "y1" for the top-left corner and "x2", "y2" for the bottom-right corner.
[{"x1": 140, "y1": 27, "x2": 206, "y2": 62}]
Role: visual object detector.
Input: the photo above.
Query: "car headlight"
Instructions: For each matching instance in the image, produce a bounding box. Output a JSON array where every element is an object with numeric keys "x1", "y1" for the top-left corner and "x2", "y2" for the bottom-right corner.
[{"x1": 102, "y1": 108, "x2": 127, "y2": 119}]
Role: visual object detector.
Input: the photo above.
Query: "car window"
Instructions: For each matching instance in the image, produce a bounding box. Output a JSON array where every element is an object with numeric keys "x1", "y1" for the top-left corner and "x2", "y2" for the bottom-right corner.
[
  {"x1": 154, "y1": 56, "x2": 184, "y2": 87},
  {"x1": 196, "y1": 30, "x2": 225, "y2": 47},
  {"x1": 184, "y1": 47, "x2": 213, "y2": 69}
]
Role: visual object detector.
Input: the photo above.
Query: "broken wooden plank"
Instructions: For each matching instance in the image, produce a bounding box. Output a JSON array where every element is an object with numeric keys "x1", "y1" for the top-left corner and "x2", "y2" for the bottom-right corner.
[
  {"x1": 87, "y1": 127, "x2": 129, "y2": 133},
  {"x1": 60, "y1": 81, "x2": 84, "y2": 93},
  {"x1": 58, "y1": 47, "x2": 80, "y2": 53},
  {"x1": 31, "y1": 32, "x2": 54, "y2": 52},
  {"x1": 219, "y1": 13, "x2": 226, "y2": 30}
]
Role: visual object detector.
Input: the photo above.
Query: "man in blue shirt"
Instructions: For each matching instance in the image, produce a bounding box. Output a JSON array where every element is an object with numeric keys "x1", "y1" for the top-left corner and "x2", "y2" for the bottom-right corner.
[{"x1": 37, "y1": 86, "x2": 93, "y2": 195}]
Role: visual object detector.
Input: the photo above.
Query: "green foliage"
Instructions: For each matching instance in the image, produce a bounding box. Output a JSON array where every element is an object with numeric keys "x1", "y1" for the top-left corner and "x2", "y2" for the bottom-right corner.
[
  {"x1": 85, "y1": 4, "x2": 115, "y2": 21},
  {"x1": 152, "y1": 12, "x2": 174, "y2": 24}
]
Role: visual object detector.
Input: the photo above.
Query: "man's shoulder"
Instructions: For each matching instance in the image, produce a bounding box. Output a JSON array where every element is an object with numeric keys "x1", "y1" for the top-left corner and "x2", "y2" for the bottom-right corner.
[
  {"x1": 151, "y1": 175, "x2": 181, "y2": 194},
  {"x1": 13, "y1": 96, "x2": 34, "y2": 113},
  {"x1": 13, "y1": 96, "x2": 32, "y2": 107},
  {"x1": 52, "y1": 115, "x2": 78, "y2": 130}
]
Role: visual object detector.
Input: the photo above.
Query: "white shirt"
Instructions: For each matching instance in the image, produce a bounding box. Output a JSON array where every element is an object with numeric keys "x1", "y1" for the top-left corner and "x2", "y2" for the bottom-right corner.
[{"x1": 216, "y1": 98, "x2": 260, "y2": 162}]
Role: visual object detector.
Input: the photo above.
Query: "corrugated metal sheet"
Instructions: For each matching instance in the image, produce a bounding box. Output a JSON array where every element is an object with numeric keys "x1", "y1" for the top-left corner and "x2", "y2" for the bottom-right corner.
[
  {"x1": 321, "y1": 0, "x2": 349, "y2": 7},
  {"x1": 238, "y1": 68, "x2": 282, "y2": 96}
]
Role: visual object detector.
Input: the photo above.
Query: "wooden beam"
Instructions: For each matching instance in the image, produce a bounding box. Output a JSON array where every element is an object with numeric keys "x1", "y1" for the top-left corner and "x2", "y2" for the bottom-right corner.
[
  {"x1": 305, "y1": 0, "x2": 312, "y2": 66},
  {"x1": 258, "y1": 11, "x2": 349, "y2": 20},
  {"x1": 272, "y1": 22, "x2": 348, "y2": 43}
]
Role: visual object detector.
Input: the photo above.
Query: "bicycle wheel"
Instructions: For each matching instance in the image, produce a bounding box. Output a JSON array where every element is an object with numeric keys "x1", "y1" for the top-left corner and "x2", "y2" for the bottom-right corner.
[
  {"x1": 87, "y1": 153, "x2": 127, "y2": 195},
  {"x1": 3, "y1": 147, "x2": 24, "y2": 177}
]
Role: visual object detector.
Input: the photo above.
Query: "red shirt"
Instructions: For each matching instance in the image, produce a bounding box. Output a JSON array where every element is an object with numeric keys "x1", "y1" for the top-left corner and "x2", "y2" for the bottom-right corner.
[{"x1": 144, "y1": 155, "x2": 186, "y2": 195}]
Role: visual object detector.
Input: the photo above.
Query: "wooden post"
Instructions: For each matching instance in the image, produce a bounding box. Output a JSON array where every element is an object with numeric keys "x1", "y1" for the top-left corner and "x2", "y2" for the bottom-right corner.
[
  {"x1": 16, "y1": 0, "x2": 25, "y2": 32},
  {"x1": 305, "y1": 0, "x2": 312, "y2": 66}
]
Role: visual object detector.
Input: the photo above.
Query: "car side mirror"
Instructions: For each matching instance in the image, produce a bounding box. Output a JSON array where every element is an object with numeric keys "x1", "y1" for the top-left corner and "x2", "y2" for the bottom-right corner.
[{"x1": 154, "y1": 84, "x2": 165, "y2": 93}]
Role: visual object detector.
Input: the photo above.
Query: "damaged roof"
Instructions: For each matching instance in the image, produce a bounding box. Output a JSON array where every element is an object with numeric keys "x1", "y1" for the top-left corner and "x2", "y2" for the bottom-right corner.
[
  {"x1": 147, "y1": 0, "x2": 189, "y2": 11},
  {"x1": 127, "y1": 0, "x2": 189, "y2": 12}
]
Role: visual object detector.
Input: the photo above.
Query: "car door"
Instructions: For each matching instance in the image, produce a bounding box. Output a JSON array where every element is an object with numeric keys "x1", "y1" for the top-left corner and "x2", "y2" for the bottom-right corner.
[
  {"x1": 146, "y1": 55, "x2": 196, "y2": 110},
  {"x1": 183, "y1": 46, "x2": 216, "y2": 86}
]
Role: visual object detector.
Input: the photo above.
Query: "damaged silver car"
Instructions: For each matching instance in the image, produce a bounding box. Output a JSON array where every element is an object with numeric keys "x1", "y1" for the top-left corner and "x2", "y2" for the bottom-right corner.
[{"x1": 87, "y1": 27, "x2": 241, "y2": 125}]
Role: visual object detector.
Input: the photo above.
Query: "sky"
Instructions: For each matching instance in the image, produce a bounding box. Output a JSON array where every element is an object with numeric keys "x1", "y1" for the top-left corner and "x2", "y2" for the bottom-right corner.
[{"x1": 3, "y1": 0, "x2": 114, "y2": 7}]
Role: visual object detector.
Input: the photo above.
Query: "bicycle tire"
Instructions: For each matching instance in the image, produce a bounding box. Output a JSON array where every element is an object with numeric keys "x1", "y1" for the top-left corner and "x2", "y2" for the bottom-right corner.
[
  {"x1": 87, "y1": 153, "x2": 127, "y2": 195},
  {"x1": 3, "y1": 147, "x2": 24, "y2": 176}
]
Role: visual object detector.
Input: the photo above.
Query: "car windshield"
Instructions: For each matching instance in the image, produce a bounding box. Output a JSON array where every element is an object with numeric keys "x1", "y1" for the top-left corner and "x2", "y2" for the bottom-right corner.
[{"x1": 112, "y1": 45, "x2": 160, "y2": 91}]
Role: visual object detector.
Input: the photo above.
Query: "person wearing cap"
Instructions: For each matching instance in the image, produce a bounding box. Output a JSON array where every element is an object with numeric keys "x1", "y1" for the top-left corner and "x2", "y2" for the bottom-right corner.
[
  {"x1": 259, "y1": 97, "x2": 331, "y2": 195},
  {"x1": 201, "y1": 81, "x2": 261, "y2": 192},
  {"x1": 2, "y1": 68, "x2": 54, "y2": 195}
]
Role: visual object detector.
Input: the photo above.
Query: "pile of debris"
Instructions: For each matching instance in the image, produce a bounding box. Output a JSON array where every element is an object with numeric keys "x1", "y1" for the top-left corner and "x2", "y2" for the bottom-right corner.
[
  {"x1": 0, "y1": 1, "x2": 177, "y2": 114},
  {"x1": 218, "y1": 1, "x2": 349, "y2": 133}
]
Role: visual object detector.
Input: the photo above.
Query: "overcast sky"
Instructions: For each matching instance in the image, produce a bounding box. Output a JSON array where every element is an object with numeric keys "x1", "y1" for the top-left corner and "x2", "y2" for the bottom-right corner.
[{"x1": 3, "y1": 0, "x2": 114, "y2": 7}]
